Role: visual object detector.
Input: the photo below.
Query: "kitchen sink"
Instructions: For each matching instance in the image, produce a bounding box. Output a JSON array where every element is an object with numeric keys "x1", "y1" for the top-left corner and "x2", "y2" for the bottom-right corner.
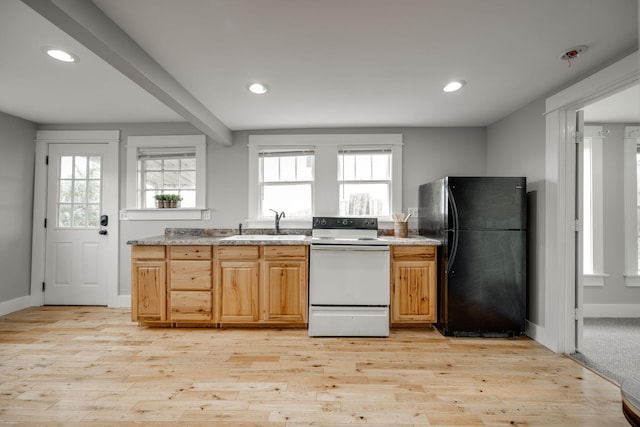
[{"x1": 221, "y1": 234, "x2": 307, "y2": 241}]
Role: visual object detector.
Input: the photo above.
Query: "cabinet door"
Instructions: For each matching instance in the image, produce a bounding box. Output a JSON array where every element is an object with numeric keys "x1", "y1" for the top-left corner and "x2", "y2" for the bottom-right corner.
[
  {"x1": 263, "y1": 260, "x2": 307, "y2": 323},
  {"x1": 218, "y1": 261, "x2": 260, "y2": 323},
  {"x1": 170, "y1": 291, "x2": 212, "y2": 322},
  {"x1": 392, "y1": 260, "x2": 436, "y2": 323},
  {"x1": 132, "y1": 260, "x2": 166, "y2": 321}
]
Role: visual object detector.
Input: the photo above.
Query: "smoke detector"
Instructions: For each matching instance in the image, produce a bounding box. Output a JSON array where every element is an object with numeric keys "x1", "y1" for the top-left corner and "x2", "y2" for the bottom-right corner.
[{"x1": 561, "y1": 45, "x2": 588, "y2": 61}]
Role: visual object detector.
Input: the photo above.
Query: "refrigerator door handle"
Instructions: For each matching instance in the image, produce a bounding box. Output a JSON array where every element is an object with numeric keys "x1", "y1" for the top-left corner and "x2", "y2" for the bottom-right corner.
[
  {"x1": 448, "y1": 230, "x2": 459, "y2": 272},
  {"x1": 447, "y1": 186, "x2": 459, "y2": 272},
  {"x1": 448, "y1": 185, "x2": 459, "y2": 230}
]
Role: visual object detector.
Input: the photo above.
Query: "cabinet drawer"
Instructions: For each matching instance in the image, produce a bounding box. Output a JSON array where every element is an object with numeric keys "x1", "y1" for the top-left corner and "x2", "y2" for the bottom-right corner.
[
  {"x1": 392, "y1": 246, "x2": 436, "y2": 260},
  {"x1": 170, "y1": 260, "x2": 212, "y2": 290},
  {"x1": 170, "y1": 245, "x2": 212, "y2": 260},
  {"x1": 170, "y1": 291, "x2": 212, "y2": 321},
  {"x1": 217, "y1": 246, "x2": 259, "y2": 260},
  {"x1": 263, "y1": 245, "x2": 307, "y2": 259},
  {"x1": 132, "y1": 245, "x2": 165, "y2": 259}
]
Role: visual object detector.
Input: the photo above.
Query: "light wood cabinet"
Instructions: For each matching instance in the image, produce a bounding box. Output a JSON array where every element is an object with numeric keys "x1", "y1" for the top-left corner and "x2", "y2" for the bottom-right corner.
[
  {"x1": 391, "y1": 246, "x2": 437, "y2": 325},
  {"x1": 263, "y1": 246, "x2": 308, "y2": 324},
  {"x1": 131, "y1": 246, "x2": 166, "y2": 323},
  {"x1": 217, "y1": 246, "x2": 260, "y2": 323},
  {"x1": 216, "y1": 245, "x2": 308, "y2": 326},
  {"x1": 169, "y1": 246, "x2": 213, "y2": 322},
  {"x1": 131, "y1": 243, "x2": 308, "y2": 327}
]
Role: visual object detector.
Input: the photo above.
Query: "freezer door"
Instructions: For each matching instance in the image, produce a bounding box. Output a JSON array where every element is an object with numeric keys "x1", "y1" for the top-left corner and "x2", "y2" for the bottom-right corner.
[
  {"x1": 418, "y1": 179, "x2": 445, "y2": 239},
  {"x1": 440, "y1": 230, "x2": 526, "y2": 335},
  {"x1": 447, "y1": 177, "x2": 526, "y2": 231}
]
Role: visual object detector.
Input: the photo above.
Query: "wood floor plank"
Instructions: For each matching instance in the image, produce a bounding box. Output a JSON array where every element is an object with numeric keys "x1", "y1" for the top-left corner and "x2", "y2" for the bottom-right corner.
[{"x1": 0, "y1": 306, "x2": 628, "y2": 425}]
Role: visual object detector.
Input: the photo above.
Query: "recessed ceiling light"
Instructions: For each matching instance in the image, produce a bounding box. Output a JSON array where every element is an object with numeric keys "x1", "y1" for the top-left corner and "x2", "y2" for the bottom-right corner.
[
  {"x1": 45, "y1": 48, "x2": 78, "y2": 63},
  {"x1": 443, "y1": 80, "x2": 466, "y2": 92},
  {"x1": 248, "y1": 82, "x2": 269, "y2": 94}
]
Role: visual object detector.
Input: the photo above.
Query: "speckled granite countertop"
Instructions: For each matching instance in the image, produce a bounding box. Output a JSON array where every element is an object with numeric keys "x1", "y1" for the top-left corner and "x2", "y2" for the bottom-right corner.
[{"x1": 127, "y1": 228, "x2": 440, "y2": 246}]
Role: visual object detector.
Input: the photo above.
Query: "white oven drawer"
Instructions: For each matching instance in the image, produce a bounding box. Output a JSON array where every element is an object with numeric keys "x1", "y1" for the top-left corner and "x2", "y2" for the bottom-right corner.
[
  {"x1": 309, "y1": 246, "x2": 390, "y2": 305},
  {"x1": 308, "y1": 306, "x2": 389, "y2": 337}
]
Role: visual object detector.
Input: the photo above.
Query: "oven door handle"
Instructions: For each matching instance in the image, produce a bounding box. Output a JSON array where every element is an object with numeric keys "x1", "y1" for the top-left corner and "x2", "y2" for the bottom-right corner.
[{"x1": 311, "y1": 245, "x2": 390, "y2": 252}]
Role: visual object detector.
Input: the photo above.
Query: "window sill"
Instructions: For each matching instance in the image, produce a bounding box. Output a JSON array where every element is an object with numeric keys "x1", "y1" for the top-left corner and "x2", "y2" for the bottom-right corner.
[
  {"x1": 583, "y1": 274, "x2": 608, "y2": 287},
  {"x1": 119, "y1": 208, "x2": 211, "y2": 221},
  {"x1": 624, "y1": 275, "x2": 640, "y2": 287}
]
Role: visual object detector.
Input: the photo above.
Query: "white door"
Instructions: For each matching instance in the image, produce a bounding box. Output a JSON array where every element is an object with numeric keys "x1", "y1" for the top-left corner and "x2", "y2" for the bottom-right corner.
[{"x1": 44, "y1": 144, "x2": 113, "y2": 305}]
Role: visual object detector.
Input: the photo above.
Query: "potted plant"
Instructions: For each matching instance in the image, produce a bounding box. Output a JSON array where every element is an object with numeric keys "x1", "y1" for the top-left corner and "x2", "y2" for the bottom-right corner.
[
  {"x1": 167, "y1": 194, "x2": 183, "y2": 208},
  {"x1": 154, "y1": 194, "x2": 167, "y2": 208}
]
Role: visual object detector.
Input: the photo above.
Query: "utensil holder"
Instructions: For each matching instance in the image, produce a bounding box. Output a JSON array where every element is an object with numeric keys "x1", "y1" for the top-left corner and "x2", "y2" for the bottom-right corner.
[{"x1": 394, "y1": 222, "x2": 408, "y2": 238}]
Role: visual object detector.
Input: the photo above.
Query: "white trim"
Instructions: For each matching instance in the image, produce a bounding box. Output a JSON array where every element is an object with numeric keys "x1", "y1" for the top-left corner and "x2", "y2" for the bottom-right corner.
[
  {"x1": 119, "y1": 208, "x2": 211, "y2": 221},
  {"x1": 125, "y1": 135, "x2": 207, "y2": 216},
  {"x1": 583, "y1": 274, "x2": 607, "y2": 287},
  {"x1": 542, "y1": 50, "x2": 639, "y2": 354},
  {"x1": 623, "y1": 130, "x2": 640, "y2": 276},
  {"x1": 625, "y1": 275, "x2": 640, "y2": 287},
  {"x1": 0, "y1": 295, "x2": 33, "y2": 317},
  {"x1": 524, "y1": 320, "x2": 545, "y2": 344},
  {"x1": 584, "y1": 304, "x2": 640, "y2": 318},
  {"x1": 35, "y1": 130, "x2": 121, "y2": 143},
  {"x1": 109, "y1": 294, "x2": 131, "y2": 309},
  {"x1": 248, "y1": 134, "x2": 403, "y2": 222},
  {"x1": 30, "y1": 130, "x2": 121, "y2": 308},
  {"x1": 545, "y1": 52, "x2": 639, "y2": 114}
]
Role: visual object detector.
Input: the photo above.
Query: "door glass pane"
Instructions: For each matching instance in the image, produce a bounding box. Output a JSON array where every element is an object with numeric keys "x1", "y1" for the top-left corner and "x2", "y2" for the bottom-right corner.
[{"x1": 57, "y1": 155, "x2": 102, "y2": 228}]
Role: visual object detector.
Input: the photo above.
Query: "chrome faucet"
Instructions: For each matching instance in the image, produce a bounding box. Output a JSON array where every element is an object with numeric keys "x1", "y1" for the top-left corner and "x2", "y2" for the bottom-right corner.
[{"x1": 269, "y1": 209, "x2": 285, "y2": 234}]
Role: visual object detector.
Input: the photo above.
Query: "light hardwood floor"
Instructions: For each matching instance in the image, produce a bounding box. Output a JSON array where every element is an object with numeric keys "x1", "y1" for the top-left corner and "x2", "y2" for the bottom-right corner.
[{"x1": 0, "y1": 306, "x2": 627, "y2": 426}]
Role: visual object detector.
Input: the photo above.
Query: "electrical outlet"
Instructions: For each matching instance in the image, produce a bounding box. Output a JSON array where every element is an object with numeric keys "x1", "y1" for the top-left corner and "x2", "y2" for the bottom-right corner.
[{"x1": 408, "y1": 207, "x2": 418, "y2": 216}]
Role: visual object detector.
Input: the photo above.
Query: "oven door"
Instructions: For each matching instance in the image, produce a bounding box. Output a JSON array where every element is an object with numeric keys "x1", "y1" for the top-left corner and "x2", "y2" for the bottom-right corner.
[{"x1": 309, "y1": 244, "x2": 390, "y2": 306}]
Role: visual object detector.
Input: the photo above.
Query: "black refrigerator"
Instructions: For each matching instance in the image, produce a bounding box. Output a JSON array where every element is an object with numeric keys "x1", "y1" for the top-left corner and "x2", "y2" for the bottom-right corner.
[{"x1": 419, "y1": 177, "x2": 526, "y2": 337}]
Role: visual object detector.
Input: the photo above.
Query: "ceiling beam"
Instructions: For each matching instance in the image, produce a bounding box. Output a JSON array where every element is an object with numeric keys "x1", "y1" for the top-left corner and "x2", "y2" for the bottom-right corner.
[{"x1": 21, "y1": 0, "x2": 232, "y2": 146}]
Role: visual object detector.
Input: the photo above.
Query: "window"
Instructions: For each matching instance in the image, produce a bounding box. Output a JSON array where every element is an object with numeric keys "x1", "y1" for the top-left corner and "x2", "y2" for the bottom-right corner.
[
  {"x1": 259, "y1": 148, "x2": 314, "y2": 218},
  {"x1": 137, "y1": 147, "x2": 196, "y2": 208},
  {"x1": 248, "y1": 134, "x2": 402, "y2": 226},
  {"x1": 582, "y1": 126, "x2": 604, "y2": 279},
  {"x1": 125, "y1": 135, "x2": 207, "y2": 219},
  {"x1": 338, "y1": 147, "x2": 391, "y2": 216}
]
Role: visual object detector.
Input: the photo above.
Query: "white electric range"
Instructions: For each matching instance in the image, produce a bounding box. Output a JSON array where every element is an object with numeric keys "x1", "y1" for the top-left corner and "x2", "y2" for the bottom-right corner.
[{"x1": 308, "y1": 216, "x2": 390, "y2": 337}]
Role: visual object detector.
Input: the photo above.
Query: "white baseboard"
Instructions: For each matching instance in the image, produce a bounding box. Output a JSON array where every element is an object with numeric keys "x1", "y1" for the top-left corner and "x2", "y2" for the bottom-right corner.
[
  {"x1": 0, "y1": 295, "x2": 34, "y2": 317},
  {"x1": 525, "y1": 320, "x2": 549, "y2": 348},
  {"x1": 109, "y1": 295, "x2": 131, "y2": 309},
  {"x1": 584, "y1": 303, "x2": 640, "y2": 318}
]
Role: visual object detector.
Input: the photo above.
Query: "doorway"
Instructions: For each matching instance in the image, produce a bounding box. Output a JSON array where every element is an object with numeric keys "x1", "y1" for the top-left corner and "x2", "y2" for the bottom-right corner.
[
  {"x1": 30, "y1": 130, "x2": 120, "y2": 307},
  {"x1": 570, "y1": 85, "x2": 640, "y2": 383}
]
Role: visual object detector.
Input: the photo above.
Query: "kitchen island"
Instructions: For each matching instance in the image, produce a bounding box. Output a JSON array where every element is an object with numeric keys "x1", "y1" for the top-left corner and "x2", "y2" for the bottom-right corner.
[{"x1": 128, "y1": 228, "x2": 440, "y2": 328}]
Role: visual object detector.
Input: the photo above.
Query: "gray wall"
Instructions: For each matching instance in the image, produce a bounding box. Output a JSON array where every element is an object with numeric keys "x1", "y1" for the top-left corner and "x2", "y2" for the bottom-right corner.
[
  {"x1": 40, "y1": 124, "x2": 487, "y2": 296},
  {"x1": 486, "y1": 98, "x2": 547, "y2": 328},
  {"x1": 0, "y1": 112, "x2": 36, "y2": 303},
  {"x1": 584, "y1": 122, "x2": 640, "y2": 306}
]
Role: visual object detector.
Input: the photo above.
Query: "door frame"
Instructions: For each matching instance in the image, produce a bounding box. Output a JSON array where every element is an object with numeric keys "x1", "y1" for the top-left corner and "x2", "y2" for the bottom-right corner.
[
  {"x1": 30, "y1": 130, "x2": 124, "y2": 307},
  {"x1": 541, "y1": 51, "x2": 638, "y2": 354}
]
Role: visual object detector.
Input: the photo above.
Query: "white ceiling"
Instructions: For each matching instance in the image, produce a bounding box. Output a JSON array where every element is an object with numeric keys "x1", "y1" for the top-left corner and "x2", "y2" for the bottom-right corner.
[{"x1": 0, "y1": 0, "x2": 637, "y2": 143}]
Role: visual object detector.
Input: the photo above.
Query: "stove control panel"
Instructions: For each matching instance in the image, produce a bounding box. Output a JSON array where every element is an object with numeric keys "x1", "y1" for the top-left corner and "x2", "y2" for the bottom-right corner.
[{"x1": 312, "y1": 216, "x2": 378, "y2": 230}]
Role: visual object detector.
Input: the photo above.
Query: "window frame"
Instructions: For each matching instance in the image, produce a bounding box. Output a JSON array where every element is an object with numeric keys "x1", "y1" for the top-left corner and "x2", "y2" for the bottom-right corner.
[
  {"x1": 248, "y1": 134, "x2": 403, "y2": 228},
  {"x1": 123, "y1": 134, "x2": 208, "y2": 221}
]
